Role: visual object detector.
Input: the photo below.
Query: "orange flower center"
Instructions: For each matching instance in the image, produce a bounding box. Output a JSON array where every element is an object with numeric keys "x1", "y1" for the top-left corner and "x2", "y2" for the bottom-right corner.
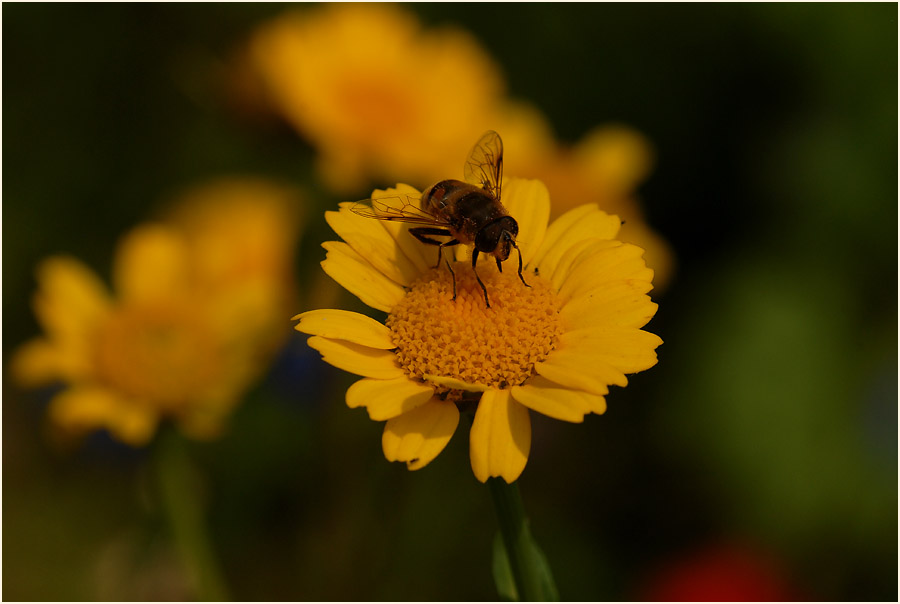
[
  {"x1": 386, "y1": 260, "x2": 562, "y2": 392},
  {"x1": 94, "y1": 302, "x2": 220, "y2": 411}
]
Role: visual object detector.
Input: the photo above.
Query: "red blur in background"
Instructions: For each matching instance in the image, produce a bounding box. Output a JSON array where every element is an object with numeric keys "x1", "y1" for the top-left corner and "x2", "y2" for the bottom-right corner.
[{"x1": 641, "y1": 542, "x2": 803, "y2": 602}]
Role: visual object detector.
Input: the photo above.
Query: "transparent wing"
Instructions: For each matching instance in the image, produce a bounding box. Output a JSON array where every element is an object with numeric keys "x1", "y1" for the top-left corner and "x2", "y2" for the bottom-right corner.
[
  {"x1": 463, "y1": 130, "x2": 503, "y2": 201},
  {"x1": 349, "y1": 195, "x2": 451, "y2": 226}
]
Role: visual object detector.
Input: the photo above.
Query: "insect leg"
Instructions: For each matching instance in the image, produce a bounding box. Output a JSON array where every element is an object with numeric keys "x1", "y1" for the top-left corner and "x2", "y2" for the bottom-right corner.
[
  {"x1": 471, "y1": 249, "x2": 491, "y2": 308},
  {"x1": 445, "y1": 260, "x2": 457, "y2": 301},
  {"x1": 512, "y1": 239, "x2": 530, "y2": 288},
  {"x1": 409, "y1": 227, "x2": 459, "y2": 268},
  {"x1": 495, "y1": 257, "x2": 503, "y2": 273},
  {"x1": 436, "y1": 239, "x2": 462, "y2": 271},
  {"x1": 409, "y1": 227, "x2": 460, "y2": 301}
]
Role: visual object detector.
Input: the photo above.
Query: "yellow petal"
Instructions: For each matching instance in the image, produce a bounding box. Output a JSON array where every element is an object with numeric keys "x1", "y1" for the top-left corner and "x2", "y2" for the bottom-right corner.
[
  {"x1": 558, "y1": 240, "x2": 654, "y2": 305},
  {"x1": 469, "y1": 389, "x2": 531, "y2": 483},
  {"x1": 293, "y1": 309, "x2": 395, "y2": 349},
  {"x1": 326, "y1": 207, "x2": 422, "y2": 286},
  {"x1": 382, "y1": 398, "x2": 459, "y2": 470},
  {"x1": 511, "y1": 375, "x2": 606, "y2": 423},
  {"x1": 575, "y1": 125, "x2": 654, "y2": 194},
  {"x1": 547, "y1": 237, "x2": 600, "y2": 291},
  {"x1": 321, "y1": 241, "x2": 406, "y2": 312},
  {"x1": 530, "y1": 204, "x2": 598, "y2": 269},
  {"x1": 9, "y1": 338, "x2": 90, "y2": 386},
  {"x1": 560, "y1": 289, "x2": 658, "y2": 330},
  {"x1": 535, "y1": 348, "x2": 629, "y2": 393},
  {"x1": 616, "y1": 218, "x2": 675, "y2": 293},
  {"x1": 501, "y1": 178, "x2": 550, "y2": 267},
  {"x1": 559, "y1": 329, "x2": 663, "y2": 375},
  {"x1": 114, "y1": 224, "x2": 191, "y2": 302},
  {"x1": 560, "y1": 278, "x2": 653, "y2": 310},
  {"x1": 530, "y1": 205, "x2": 622, "y2": 278},
  {"x1": 345, "y1": 376, "x2": 434, "y2": 421},
  {"x1": 48, "y1": 386, "x2": 158, "y2": 447},
  {"x1": 33, "y1": 256, "x2": 112, "y2": 341},
  {"x1": 423, "y1": 374, "x2": 490, "y2": 392},
  {"x1": 307, "y1": 335, "x2": 404, "y2": 379},
  {"x1": 367, "y1": 185, "x2": 433, "y2": 274}
]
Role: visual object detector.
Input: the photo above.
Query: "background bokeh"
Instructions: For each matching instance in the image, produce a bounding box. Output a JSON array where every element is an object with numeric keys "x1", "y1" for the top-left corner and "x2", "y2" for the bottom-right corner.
[{"x1": 4, "y1": 3, "x2": 897, "y2": 601}]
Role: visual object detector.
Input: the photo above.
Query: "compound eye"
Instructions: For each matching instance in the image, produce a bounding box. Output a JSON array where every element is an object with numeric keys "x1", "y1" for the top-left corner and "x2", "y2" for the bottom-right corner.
[
  {"x1": 474, "y1": 221, "x2": 501, "y2": 253},
  {"x1": 499, "y1": 236, "x2": 512, "y2": 260},
  {"x1": 506, "y1": 217, "x2": 519, "y2": 237}
]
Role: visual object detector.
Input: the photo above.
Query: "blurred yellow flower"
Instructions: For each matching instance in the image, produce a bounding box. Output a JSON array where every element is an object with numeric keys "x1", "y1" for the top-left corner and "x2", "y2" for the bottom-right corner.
[
  {"x1": 246, "y1": 3, "x2": 504, "y2": 192},
  {"x1": 493, "y1": 107, "x2": 675, "y2": 290},
  {"x1": 242, "y1": 3, "x2": 673, "y2": 287},
  {"x1": 165, "y1": 178, "x2": 303, "y2": 352},
  {"x1": 295, "y1": 179, "x2": 661, "y2": 482},
  {"x1": 11, "y1": 179, "x2": 303, "y2": 446},
  {"x1": 537, "y1": 126, "x2": 674, "y2": 290}
]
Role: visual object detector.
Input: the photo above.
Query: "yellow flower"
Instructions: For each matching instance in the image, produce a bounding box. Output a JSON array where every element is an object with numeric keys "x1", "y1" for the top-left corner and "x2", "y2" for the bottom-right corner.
[
  {"x1": 164, "y1": 178, "x2": 304, "y2": 354},
  {"x1": 11, "y1": 180, "x2": 303, "y2": 446},
  {"x1": 542, "y1": 125, "x2": 675, "y2": 291},
  {"x1": 492, "y1": 107, "x2": 675, "y2": 291},
  {"x1": 246, "y1": 3, "x2": 504, "y2": 192},
  {"x1": 294, "y1": 179, "x2": 661, "y2": 482}
]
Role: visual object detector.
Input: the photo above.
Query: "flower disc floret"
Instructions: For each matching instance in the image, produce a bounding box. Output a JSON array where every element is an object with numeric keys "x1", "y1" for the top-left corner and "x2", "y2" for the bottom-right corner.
[{"x1": 387, "y1": 263, "x2": 561, "y2": 392}]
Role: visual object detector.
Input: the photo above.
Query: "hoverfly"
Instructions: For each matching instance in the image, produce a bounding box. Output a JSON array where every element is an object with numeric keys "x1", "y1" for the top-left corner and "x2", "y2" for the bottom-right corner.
[{"x1": 350, "y1": 131, "x2": 528, "y2": 308}]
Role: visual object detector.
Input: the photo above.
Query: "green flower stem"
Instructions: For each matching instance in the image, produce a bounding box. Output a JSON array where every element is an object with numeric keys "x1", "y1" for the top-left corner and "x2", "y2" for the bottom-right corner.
[
  {"x1": 489, "y1": 478, "x2": 559, "y2": 601},
  {"x1": 153, "y1": 426, "x2": 230, "y2": 601}
]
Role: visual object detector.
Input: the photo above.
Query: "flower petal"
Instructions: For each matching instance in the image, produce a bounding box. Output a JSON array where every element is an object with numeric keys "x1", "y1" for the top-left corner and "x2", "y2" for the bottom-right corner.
[
  {"x1": 307, "y1": 335, "x2": 404, "y2": 379},
  {"x1": 326, "y1": 206, "x2": 422, "y2": 286},
  {"x1": 10, "y1": 337, "x2": 91, "y2": 387},
  {"x1": 535, "y1": 349, "x2": 629, "y2": 393},
  {"x1": 530, "y1": 204, "x2": 622, "y2": 277},
  {"x1": 559, "y1": 329, "x2": 663, "y2": 375},
  {"x1": 358, "y1": 185, "x2": 433, "y2": 273},
  {"x1": 321, "y1": 241, "x2": 406, "y2": 312},
  {"x1": 48, "y1": 386, "x2": 158, "y2": 446},
  {"x1": 560, "y1": 287, "x2": 658, "y2": 330},
  {"x1": 423, "y1": 374, "x2": 490, "y2": 392},
  {"x1": 511, "y1": 375, "x2": 606, "y2": 423},
  {"x1": 501, "y1": 178, "x2": 550, "y2": 267},
  {"x1": 293, "y1": 309, "x2": 395, "y2": 349},
  {"x1": 469, "y1": 389, "x2": 531, "y2": 483},
  {"x1": 547, "y1": 237, "x2": 601, "y2": 291},
  {"x1": 558, "y1": 240, "x2": 654, "y2": 305},
  {"x1": 33, "y1": 256, "x2": 112, "y2": 342},
  {"x1": 345, "y1": 376, "x2": 434, "y2": 421},
  {"x1": 114, "y1": 225, "x2": 191, "y2": 302},
  {"x1": 382, "y1": 397, "x2": 459, "y2": 470}
]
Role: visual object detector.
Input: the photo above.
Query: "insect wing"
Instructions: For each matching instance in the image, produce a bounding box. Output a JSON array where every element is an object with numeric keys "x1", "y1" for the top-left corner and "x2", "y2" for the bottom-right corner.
[
  {"x1": 349, "y1": 196, "x2": 449, "y2": 226},
  {"x1": 463, "y1": 130, "x2": 503, "y2": 201}
]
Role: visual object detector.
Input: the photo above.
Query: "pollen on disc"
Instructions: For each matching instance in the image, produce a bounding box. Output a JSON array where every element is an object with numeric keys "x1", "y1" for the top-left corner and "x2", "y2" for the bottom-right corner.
[{"x1": 386, "y1": 261, "x2": 562, "y2": 391}]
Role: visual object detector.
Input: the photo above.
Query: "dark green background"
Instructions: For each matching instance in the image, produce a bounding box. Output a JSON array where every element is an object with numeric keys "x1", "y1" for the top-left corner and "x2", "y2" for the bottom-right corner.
[{"x1": 4, "y1": 3, "x2": 897, "y2": 600}]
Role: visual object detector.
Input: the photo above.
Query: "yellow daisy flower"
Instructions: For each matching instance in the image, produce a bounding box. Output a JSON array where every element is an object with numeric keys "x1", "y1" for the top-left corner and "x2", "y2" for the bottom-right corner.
[
  {"x1": 294, "y1": 178, "x2": 661, "y2": 482},
  {"x1": 164, "y1": 177, "x2": 304, "y2": 354},
  {"x1": 246, "y1": 3, "x2": 504, "y2": 192},
  {"x1": 11, "y1": 181, "x2": 303, "y2": 446},
  {"x1": 492, "y1": 108, "x2": 675, "y2": 291},
  {"x1": 541, "y1": 125, "x2": 675, "y2": 291}
]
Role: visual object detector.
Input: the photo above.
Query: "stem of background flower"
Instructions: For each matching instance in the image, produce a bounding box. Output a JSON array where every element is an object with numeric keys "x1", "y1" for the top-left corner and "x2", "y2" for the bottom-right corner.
[
  {"x1": 488, "y1": 478, "x2": 559, "y2": 601},
  {"x1": 153, "y1": 425, "x2": 230, "y2": 601}
]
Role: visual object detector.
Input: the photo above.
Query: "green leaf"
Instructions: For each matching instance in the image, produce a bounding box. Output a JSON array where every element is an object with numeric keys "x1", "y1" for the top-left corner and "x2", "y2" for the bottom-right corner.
[
  {"x1": 488, "y1": 478, "x2": 561, "y2": 601},
  {"x1": 492, "y1": 532, "x2": 518, "y2": 601},
  {"x1": 492, "y1": 526, "x2": 560, "y2": 601},
  {"x1": 527, "y1": 533, "x2": 560, "y2": 601}
]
